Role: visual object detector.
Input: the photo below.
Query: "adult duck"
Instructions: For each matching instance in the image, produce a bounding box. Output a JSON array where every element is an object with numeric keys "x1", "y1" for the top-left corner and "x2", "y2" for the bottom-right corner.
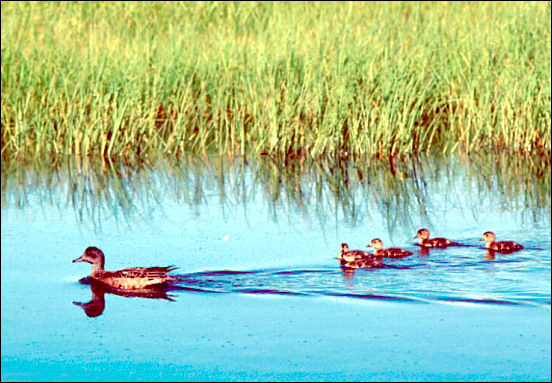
[{"x1": 73, "y1": 247, "x2": 178, "y2": 289}]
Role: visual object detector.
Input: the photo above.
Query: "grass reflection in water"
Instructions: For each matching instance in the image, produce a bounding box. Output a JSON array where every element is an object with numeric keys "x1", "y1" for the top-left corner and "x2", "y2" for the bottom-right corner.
[{"x1": 1, "y1": 152, "x2": 549, "y2": 235}]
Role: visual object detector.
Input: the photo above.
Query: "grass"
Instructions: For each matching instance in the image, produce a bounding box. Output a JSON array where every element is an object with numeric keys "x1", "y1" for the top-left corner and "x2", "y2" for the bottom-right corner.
[{"x1": 1, "y1": 1, "x2": 550, "y2": 160}]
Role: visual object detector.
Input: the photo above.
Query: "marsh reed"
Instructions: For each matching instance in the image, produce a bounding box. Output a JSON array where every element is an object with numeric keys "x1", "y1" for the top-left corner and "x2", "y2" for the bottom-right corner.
[{"x1": 1, "y1": 2, "x2": 550, "y2": 160}]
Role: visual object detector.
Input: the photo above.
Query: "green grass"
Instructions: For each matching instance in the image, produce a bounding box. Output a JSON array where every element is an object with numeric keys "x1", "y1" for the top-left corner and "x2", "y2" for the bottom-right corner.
[{"x1": 1, "y1": 1, "x2": 550, "y2": 160}]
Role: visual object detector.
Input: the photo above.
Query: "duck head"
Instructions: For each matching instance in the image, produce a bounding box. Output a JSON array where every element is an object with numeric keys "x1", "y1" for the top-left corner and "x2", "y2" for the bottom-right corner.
[
  {"x1": 480, "y1": 231, "x2": 496, "y2": 243},
  {"x1": 73, "y1": 246, "x2": 105, "y2": 269},
  {"x1": 414, "y1": 228, "x2": 430, "y2": 240},
  {"x1": 368, "y1": 238, "x2": 383, "y2": 251}
]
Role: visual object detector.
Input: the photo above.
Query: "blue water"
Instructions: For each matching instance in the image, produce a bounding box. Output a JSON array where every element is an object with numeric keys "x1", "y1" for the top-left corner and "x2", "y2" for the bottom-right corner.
[{"x1": 1, "y1": 154, "x2": 550, "y2": 381}]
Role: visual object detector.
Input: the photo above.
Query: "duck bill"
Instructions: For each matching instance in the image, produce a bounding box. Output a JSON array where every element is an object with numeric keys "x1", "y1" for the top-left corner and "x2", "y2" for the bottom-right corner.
[{"x1": 72, "y1": 254, "x2": 85, "y2": 263}]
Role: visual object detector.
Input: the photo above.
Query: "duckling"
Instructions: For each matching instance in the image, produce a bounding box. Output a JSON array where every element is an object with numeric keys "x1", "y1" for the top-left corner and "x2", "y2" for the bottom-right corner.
[
  {"x1": 73, "y1": 247, "x2": 178, "y2": 289},
  {"x1": 338, "y1": 243, "x2": 374, "y2": 263},
  {"x1": 413, "y1": 228, "x2": 459, "y2": 248},
  {"x1": 338, "y1": 243, "x2": 382, "y2": 268},
  {"x1": 480, "y1": 232, "x2": 523, "y2": 253},
  {"x1": 368, "y1": 238, "x2": 413, "y2": 258},
  {"x1": 344, "y1": 258, "x2": 384, "y2": 269}
]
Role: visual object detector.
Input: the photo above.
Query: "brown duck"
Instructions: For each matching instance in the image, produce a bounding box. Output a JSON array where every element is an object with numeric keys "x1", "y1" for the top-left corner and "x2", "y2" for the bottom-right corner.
[
  {"x1": 480, "y1": 232, "x2": 524, "y2": 253},
  {"x1": 413, "y1": 228, "x2": 459, "y2": 248},
  {"x1": 369, "y1": 238, "x2": 413, "y2": 258},
  {"x1": 338, "y1": 243, "x2": 382, "y2": 268},
  {"x1": 73, "y1": 247, "x2": 178, "y2": 289}
]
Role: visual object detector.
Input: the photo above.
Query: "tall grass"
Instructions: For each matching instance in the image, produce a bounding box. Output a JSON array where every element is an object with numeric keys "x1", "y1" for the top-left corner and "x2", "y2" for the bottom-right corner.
[{"x1": 1, "y1": 2, "x2": 550, "y2": 160}]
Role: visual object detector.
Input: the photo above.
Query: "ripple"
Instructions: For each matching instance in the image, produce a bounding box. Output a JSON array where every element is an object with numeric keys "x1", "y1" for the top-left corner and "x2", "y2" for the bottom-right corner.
[{"x1": 170, "y1": 266, "x2": 551, "y2": 307}]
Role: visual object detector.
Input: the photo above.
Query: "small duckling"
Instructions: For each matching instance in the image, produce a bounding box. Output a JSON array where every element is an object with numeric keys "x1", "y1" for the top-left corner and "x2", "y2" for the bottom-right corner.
[
  {"x1": 368, "y1": 238, "x2": 413, "y2": 258},
  {"x1": 413, "y1": 228, "x2": 459, "y2": 248},
  {"x1": 345, "y1": 258, "x2": 384, "y2": 269},
  {"x1": 338, "y1": 243, "x2": 374, "y2": 263},
  {"x1": 338, "y1": 243, "x2": 382, "y2": 268},
  {"x1": 480, "y1": 232, "x2": 523, "y2": 253}
]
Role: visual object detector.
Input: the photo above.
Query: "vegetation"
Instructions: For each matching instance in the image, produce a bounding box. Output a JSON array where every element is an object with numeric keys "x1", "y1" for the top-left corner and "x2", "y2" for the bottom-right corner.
[{"x1": 1, "y1": 2, "x2": 550, "y2": 160}]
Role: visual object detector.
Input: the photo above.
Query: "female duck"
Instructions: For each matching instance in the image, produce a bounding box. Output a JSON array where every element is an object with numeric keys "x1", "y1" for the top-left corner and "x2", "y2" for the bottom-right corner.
[
  {"x1": 369, "y1": 238, "x2": 413, "y2": 258},
  {"x1": 480, "y1": 232, "x2": 523, "y2": 253},
  {"x1": 338, "y1": 243, "x2": 382, "y2": 268},
  {"x1": 73, "y1": 247, "x2": 178, "y2": 289},
  {"x1": 413, "y1": 228, "x2": 459, "y2": 248}
]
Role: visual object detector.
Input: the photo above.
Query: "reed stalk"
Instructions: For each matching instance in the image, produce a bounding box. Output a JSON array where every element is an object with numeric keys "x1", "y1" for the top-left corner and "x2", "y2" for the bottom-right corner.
[{"x1": 1, "y1": 2, "x2": 550, "y2": 159}]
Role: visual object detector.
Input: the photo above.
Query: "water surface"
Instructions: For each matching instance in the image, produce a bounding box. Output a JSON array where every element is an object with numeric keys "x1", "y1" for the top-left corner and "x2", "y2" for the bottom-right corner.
[{"x1": 1, "y1": 153, "x2": 550, "y2": 381}]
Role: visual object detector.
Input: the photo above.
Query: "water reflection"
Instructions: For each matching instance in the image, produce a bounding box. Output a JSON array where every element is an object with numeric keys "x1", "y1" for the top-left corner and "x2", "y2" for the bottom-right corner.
[
  {"x1": 484, "y1": 250, "x2": 496, "y2": 262},
  {"x1": 74, "y1": 277, "x2": 176, "y2": 318},
  {"x1": 1, "y1": 152, "x2": 549, "y2": 234},
  {"x1": 417, "y1": 246, "x2": 430, "y2": 256}
]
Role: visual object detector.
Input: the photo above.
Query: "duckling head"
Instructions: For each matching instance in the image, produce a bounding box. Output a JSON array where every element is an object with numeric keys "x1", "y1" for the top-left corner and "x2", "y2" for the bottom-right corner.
[
  {"x1": 368, "y1": 238, "x2": 383, "y2": 250},
  {"x1": 480, "y1": 231, "x2": 496, "y2": 243},
  {"x1": 414, "y1": 228, "x2": 430, "y2": 240}
]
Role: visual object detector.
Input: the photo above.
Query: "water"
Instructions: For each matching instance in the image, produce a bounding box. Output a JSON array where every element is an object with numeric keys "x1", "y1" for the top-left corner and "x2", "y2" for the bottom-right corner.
[{"x1": 1, "y1": 153, "x2": 550, "y2": 381}]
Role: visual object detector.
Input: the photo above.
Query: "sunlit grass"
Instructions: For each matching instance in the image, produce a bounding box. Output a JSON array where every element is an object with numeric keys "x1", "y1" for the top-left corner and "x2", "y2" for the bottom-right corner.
[{"x1": 1, "y1": 2, "x2": 550, "y2": 159}]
